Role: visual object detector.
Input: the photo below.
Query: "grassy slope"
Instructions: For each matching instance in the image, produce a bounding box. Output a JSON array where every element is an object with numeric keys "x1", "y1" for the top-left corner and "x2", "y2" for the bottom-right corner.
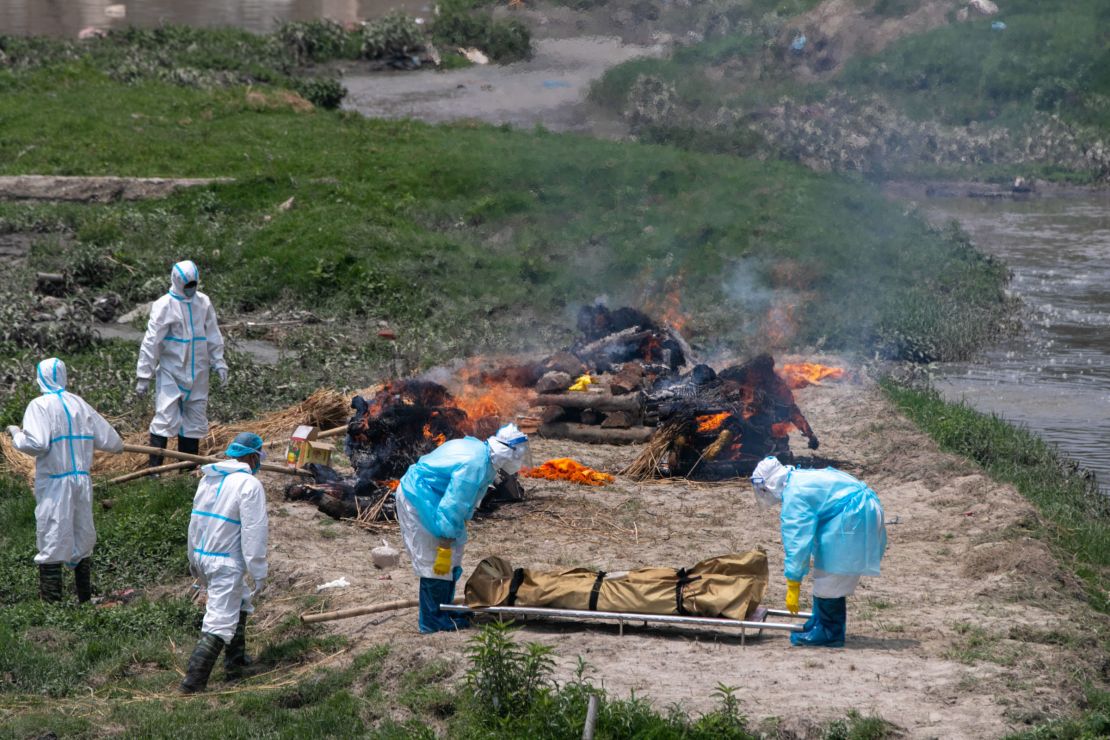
[
  {"x1": 593, "y1": 0, "x2": 1110, "y2": 181},
  {"x1": 0, "y1": 65, "x2": 1010, "y2": 374}
]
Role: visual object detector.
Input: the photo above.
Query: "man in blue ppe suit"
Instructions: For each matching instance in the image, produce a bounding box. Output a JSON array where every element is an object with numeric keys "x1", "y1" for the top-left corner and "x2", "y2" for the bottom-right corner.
[
  {"x1": 181, "y1": 432, "x2": 269, "y2": 693},
  {"x1": 751, "y1": 456, "x2": 886, "y2": 647},
  {"x1": 8, "y1": 358, "x2": 123, "y2": 602},
  {"x1": 135, "y1": 260, "x2": 228, "y2": 468},
  {"x1": 396, "y1": 423, "x2": 530, "y2": 633}
]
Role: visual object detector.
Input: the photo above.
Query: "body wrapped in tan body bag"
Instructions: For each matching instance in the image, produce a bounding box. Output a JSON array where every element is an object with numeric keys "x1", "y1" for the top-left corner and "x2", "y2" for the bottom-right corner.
[{"x1": 465, "y1": 549, "x2": 768, "y2": 620}]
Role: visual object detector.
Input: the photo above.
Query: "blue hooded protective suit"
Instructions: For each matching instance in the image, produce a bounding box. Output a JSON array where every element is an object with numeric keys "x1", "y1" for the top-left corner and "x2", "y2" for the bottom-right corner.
[
  {"x1": 397, "y1": 437, "x2": 497, "y2": 578},
  {"x1": 11, "y1": 359, "x2": 123, "y2": 565},
  {"x1": 778, "y1": 466, "x2": 886, "y2": 583}
]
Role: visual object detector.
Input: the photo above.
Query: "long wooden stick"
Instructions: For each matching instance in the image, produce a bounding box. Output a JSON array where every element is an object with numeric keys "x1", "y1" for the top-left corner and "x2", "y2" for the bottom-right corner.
[
  {"x1": 301, "y1": 598, "x2": 420, "y2": 624},
  {"x1": 121, "y1": 443, "x2": 310, "y2": 476},
  {"x1": 106, "y1": 460, "x2": 196, "y2": 485}
]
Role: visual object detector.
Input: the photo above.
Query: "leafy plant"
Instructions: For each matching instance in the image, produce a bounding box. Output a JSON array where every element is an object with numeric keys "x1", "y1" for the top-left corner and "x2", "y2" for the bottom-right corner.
[{"x1": 464, "y1": 621, "x2": 555, "y2": 718}]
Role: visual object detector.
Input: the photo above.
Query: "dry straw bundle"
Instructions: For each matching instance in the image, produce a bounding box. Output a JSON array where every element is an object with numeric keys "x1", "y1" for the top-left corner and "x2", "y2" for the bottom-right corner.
[{"x1": 1, "y1": 388, "x2": 351, "y2": 485}]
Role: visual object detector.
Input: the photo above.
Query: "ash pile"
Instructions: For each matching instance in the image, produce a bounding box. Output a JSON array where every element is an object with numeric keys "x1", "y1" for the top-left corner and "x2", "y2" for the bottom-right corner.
[
  {"x1": 625, "y1": 354, "x2": 820, "y2": 481},
  {"x1": 284, "y1": 380, "x2": 524, "y2": 526}
]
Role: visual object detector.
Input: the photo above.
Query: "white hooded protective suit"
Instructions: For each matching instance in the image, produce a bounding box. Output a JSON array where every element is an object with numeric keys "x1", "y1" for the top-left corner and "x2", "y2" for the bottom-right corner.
[
  {"x1": 137, "y1": 260, "x2": 227, "y2": 439},
  {"x1": 11, "y1": 359, "x2": 123, "y2": 565},
  {"x1": 188, "y1": 460, "x2": 268, "y2": 641}
]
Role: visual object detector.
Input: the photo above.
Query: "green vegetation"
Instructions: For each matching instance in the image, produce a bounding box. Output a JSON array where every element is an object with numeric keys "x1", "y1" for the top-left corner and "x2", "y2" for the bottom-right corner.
[
  {"x1": 1005, "y1": 688, "x2": 1110, "y2": 740},
  {"x1": 881, "y1": 381, "x2": 1110, "y2": 613},
  {"x1": 592, "y1": 0, "x2": 1110, "y2": 181},
  {"x1": 0, "y1": 62, "x2": 1013, "y2": 411}
]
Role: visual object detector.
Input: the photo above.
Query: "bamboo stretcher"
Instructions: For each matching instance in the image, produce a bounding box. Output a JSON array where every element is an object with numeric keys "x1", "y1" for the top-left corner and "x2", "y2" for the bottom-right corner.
[{"x1": 439, "y1": 604, "x2": 811, "y2": 645}]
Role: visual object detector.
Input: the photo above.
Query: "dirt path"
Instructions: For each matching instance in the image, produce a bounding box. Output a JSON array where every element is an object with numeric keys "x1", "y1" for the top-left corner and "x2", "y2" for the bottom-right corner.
[
  {"x1": 257, "y1": 355, "x2": 1107, "y2": 738},
  {"x1": 343, "y1": 35, "x2": 662, "y2": 135}
]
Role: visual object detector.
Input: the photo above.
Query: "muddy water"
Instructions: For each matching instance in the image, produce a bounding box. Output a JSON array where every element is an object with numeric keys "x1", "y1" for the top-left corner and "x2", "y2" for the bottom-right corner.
[
  {"x1": 0, "y1": 0, "x2": 429, "y2": 37},
  {"x1": 925, "y1": 194, "x2": 1110, "y2": 491}
]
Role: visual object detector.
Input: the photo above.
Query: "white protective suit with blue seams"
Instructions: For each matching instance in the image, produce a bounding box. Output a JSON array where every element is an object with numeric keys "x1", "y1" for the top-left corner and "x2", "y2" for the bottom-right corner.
[
  {"x1": 136, "y1": 260, "x2": 227, "y2": 439},
  {"x1": 10, "y1": 358, "x2": 123, "y2": 565},
  {"x1": 188, "y1": 460, "x2": 268, "y2": 641}
]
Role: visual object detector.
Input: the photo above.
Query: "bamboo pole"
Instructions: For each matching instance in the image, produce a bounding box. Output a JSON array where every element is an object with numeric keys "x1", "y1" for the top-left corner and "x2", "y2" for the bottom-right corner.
[
  {"x1": 300, "y1": 598, "x2": 420, "y2": 624},
  {"x1": 120, "y1": 443, "x2": 310, "y2": 476},
  {"x1": 105, "y1": 460, "x2": 196, "y2": 485}
]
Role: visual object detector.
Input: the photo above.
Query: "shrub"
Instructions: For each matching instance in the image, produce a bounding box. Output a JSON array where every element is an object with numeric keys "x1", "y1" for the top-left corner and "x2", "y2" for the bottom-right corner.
[
  {"x1": 432, "y1": 0, "x2": 531, "y2": 64},
  {"x1": 273, "y1": 19, "x2": 358, "y2": 63},
  {"x1": 293, "y1": 76, "x2": 348, "y2": 109},
  {"x1": 361, "y1": 12, "x2": 425, "y2": 60},
  {"x1": 464, "y1": 621, "x2": 554, "y2": 718}
]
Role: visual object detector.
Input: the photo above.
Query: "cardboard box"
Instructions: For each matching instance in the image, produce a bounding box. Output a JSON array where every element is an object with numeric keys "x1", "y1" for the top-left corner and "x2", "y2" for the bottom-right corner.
[{"x1": 286, "y1": 425, "x2": 333, "y2": 469}]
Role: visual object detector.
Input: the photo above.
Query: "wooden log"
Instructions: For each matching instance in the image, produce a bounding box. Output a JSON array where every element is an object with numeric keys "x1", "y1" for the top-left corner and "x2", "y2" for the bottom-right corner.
[
  {"x1": 535, "y1": 371, "x2": 573, "y2": 394},
  {"x1": 300, "y1": 598, "x2": 421, "y2": 624},
  {"x1": 539, "y1": 422, "x2": 654, "y2": 445},
  {"x1": 579, "y1": 410, "x2": 602, "y2": 426},
  {"x1": 105, "y1": 461, "x2": 196, "y2": 485},
  {"x1": 540, "y1": 406, "x2": 566, "y2": 424},
  {"x1": 576, "y1": 327, "x2": 652, "y2": 359},
  {"x1": 120, "y1": 444, "x2": 310, "y2": 476},
  {"x1": 601, "y1": 411, "x2": 634, "y2": 429},
  {"x1": 534, "y1": 393, "x2": 642, "y2": 412}
]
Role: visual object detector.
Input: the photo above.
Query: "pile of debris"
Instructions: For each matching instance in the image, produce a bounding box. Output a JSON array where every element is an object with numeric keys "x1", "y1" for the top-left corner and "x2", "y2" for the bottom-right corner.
[
  {"x1": 284, "y1": 379, "x2": 523, "y2": 526},
  {"x1": 510, "y1": 304, "x2": 693, "y2": 444},
  {"x1": 624, "y1": 354, "x2": 820, "y2": 480}
]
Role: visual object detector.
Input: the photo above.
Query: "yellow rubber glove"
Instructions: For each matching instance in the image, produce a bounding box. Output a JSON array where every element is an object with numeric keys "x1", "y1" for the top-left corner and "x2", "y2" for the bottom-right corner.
[
  {"x1": 785, "y1": 580, "x2": 802, "y2": 614},
  {"x1": 433, "y1": 544, "x2": 452, "y2": 576}
]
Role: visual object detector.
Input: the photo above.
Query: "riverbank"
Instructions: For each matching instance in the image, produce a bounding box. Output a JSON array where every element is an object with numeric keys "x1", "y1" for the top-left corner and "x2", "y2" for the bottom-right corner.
[{"x1": 591, "y1": 0, "x2": 1110, "y2": 184}]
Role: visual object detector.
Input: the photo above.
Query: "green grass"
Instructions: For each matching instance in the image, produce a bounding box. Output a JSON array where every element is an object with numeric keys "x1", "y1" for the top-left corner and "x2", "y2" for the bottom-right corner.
[
  {"x1": 0, "y1": 64, "x2": 1012, "y2": 374},
  {"x1": 1004, "y1": 688, "x2": 1110, "y2": 739},
  {"x1": 881, "y1": 380, "x2": 1110, "y2": 613},
  {"x1": 592, "y1": 0, "x2": 1110, "y2": 181}
]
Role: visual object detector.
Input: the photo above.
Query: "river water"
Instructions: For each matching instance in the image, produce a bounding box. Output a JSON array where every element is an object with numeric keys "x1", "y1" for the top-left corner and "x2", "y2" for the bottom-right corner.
[
  {"x1": 925, "y1": 193, "x2": 1110, "y2": 491},
  {"x1": 0, "y1": 0, "x2": 428, "y2": 37}
]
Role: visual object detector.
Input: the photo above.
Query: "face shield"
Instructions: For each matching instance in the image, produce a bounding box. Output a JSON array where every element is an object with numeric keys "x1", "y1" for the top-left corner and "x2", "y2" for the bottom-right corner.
[
  {"x1": 183, "y1": 281, "x2": 198, "y2": 298},
  {"x1": 488, "y1": 423, "x2": 531, "y2": 476},
  {"x1": 750, "y1": 456, "x2": 788, "y2": 509}
]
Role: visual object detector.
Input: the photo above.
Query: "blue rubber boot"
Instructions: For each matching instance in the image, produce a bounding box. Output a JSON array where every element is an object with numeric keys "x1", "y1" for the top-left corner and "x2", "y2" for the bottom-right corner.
[
  {"x1": 417, "y1": 577, "x2": 469, "y2": 633},
  {"x1": 790, "y1": 597, "x2": 846, "y2": 647}
]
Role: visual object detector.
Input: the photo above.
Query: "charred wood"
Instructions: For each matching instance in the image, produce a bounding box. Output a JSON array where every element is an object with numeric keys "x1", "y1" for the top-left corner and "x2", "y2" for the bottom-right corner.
[
  {"x1": 534, "y1": 392, "x2": 642, "y2": 413},
  {"x1": 539, "y1": 422, "x2": 654, "y2": 445}
]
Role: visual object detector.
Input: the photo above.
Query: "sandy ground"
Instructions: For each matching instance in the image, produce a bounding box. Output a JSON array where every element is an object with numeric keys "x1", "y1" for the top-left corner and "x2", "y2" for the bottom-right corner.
[{"x1": 256, "y1": 355, "x2": 1109, "y2": 739}]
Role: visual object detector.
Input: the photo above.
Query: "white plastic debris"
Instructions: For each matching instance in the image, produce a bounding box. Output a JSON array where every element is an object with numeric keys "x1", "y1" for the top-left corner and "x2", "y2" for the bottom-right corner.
[
  {"x1": 372, "y1": 540, "x2": 400, "y2": 569},
  {"x1": 316, "y1": 577, "x2": 350, "y2": 591},
  {"x1": 969, "y1": 0, "x2": 999, "y2": 16},
  {"x1": 460, "y1": 47, "x2": 490, "y2": 65}
]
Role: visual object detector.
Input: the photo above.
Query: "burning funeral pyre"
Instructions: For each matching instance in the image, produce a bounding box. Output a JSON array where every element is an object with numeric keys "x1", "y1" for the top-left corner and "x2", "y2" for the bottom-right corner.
[
  {"x1": 284, "y1": 380, "x2": 524, "y2": 526},
  {"x1": 623, "y1": 354, "x2": 822, "y2": 480}
]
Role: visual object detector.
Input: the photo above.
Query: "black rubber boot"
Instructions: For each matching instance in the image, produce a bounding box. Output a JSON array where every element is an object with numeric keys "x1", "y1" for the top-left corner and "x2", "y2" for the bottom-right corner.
[
  {"x1": 224, "y1": 611, "x2": 254, "y2": 679},
  {"x1": 38, "y1": 563, "x2": 64, "y2": 603},
  {"x1": 180, "y1": 633, "x2": 225, "y2": 694},
  {"x1": 178, "y1": 436, "x2": 200, "y2": 470},
  {"x1": 178, "y1": 436, "x2": 200, "y2": 456},
  {"x1": 74, "y1": 558, "x2": 93, "y2": 603},
  {"x1": 149, "y1": 433, "x2": 168, "y2": 468}
]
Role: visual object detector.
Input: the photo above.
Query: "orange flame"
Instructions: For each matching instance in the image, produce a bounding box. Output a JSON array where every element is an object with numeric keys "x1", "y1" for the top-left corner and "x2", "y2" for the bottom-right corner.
[
  {"x1": 422, "y1": 424, "x2": 447, "y2": 447},
  {"x1": 522, "y1": 458, "x2": 615, "y2": 486},
  {"x1": 384, "y1": 479, "x2": 400, "y2": 491},
  {"x1": 780, "y1": 362, "x2": 845, "y2": 389},
  {"x1": 697, "y1": 412, "x2": 730, "y2": 433},
  {"x1": 452, "y1": 363, "x2": 535, "y2": 424},
  {"x1": 643, "y1": 275, "x2": 689, "y2": 336}
]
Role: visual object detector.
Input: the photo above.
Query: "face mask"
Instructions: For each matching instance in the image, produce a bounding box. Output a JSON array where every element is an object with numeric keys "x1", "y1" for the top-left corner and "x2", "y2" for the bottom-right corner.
[{"x1": 183, "y1": 283, "x2": 198, "y2": 298}]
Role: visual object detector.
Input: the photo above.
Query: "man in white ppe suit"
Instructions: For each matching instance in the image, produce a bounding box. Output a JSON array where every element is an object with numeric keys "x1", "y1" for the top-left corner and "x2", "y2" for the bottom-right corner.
[
  {"x1": 7, "y1": 358, "x2": 123, "y2": 602},
  {"x1": 181, "y1": 432, "x2": 269, "y2": 693},
  {"x1": 135, "y1": 260, "x2": 228, "y2": 467},
  {"x1": 396, "y1": 423, "x2": 530, "y2": 633}
]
